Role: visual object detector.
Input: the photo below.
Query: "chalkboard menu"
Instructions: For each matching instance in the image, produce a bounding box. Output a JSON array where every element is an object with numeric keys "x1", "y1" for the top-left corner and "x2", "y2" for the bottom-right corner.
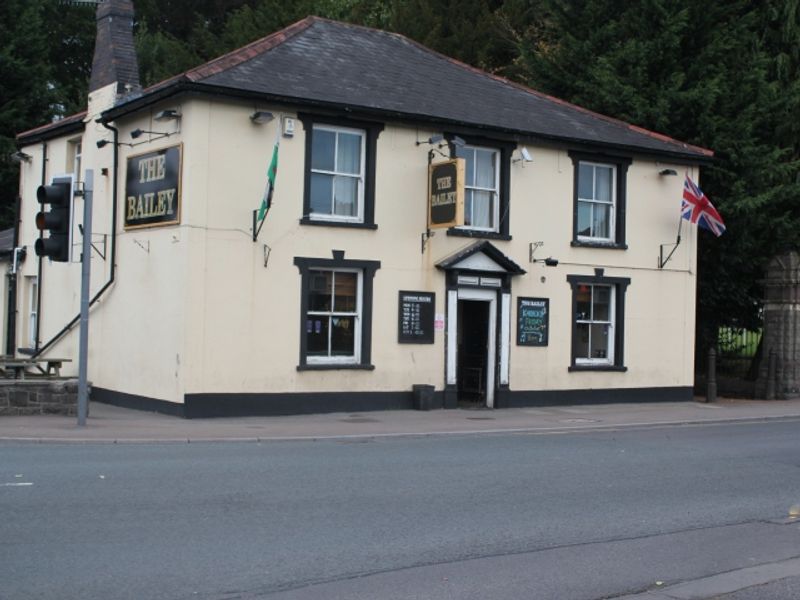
[
  {"x1": 398, "y1": 291, "x2": 435, "y2": 344},
  {"x1": 517, "y1": 297, "x2": 549, "y2": 346}
]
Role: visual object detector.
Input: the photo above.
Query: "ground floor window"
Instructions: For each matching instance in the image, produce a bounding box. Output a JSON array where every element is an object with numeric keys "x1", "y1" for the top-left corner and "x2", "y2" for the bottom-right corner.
[
  {"x1": 567, "y1": 273, "x2": 630, "y2": 371},
  {"x1": 306, "y1": 269, "x2": 361, "y2": 362},
  {"x1": 26, "y1": 276, "x2": 38, "y2": 348},
  {"x1": 294, "y1": 251, "x2": 380, "y2": 370}
]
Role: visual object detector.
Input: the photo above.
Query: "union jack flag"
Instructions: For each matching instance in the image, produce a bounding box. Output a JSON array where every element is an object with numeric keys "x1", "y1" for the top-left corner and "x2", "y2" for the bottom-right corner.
[{"x1": 682, "y1": 176, "x2": 726, "y2": 236}]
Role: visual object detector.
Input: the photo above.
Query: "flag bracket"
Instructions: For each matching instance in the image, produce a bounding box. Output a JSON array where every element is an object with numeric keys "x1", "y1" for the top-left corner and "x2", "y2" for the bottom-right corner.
[
  {"x1": 252, "y1": 209, "x2": 268, "y2": 242},
  {"x1": 658, "y1": 236, "x2": 681, "y2": 269}
]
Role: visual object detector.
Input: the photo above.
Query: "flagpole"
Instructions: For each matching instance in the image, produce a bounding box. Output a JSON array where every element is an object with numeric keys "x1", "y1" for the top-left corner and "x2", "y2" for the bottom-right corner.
[{"x1": 253, "y1": 116, "x2": 281, "y2": 242}]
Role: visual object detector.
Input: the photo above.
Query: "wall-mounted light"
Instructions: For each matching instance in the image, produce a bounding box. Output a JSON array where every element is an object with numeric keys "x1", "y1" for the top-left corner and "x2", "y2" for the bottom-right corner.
[
  {"x1": 451, "y1": 135, "x2": 466, "y2": 148},
  {"x1": 97, "y1": 139, "x2": 133, "y2": 149},
  {"x1": 154, "y1": 109, "x2": 181, "y2": 122},
  {"x1": 11, "y1": 151, "x2": 32, "y2": 163},
  {"x1": 250, "y1": 111, "x2": 274, "y2": 124},
  {"x1": 131, "y1": 128, "x2": 173, "y2": 141},
  {"x1": 513, "y1": 147, "x2": 533, "y2": 164},
  {"x1": 529, "y1": 242, "x2": 558, "y2": 266},
  {"x1": 659, "y1": 168, "x2": 678, "y2": 176},
  {"x1": 416, "y1": 134, "x2": 444, "y2": 146}
]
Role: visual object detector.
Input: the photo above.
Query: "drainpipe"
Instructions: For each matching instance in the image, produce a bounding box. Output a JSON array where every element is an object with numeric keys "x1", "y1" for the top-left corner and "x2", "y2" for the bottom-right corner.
[
  {"x1": 34, "y1": 142, "x2": 47, "y2": 352},
  {"x1": 32, "y1": 122, "x2": 118, "y2": 357},
  {"x1": 5, "y1": 195, "x2": 22, "y2": 355}
]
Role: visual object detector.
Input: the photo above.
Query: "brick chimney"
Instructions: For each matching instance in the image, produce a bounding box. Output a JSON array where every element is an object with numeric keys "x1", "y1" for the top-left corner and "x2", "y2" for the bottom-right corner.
[{"x1": 89, "y1": 0, "x2": 140, "y2": 94}]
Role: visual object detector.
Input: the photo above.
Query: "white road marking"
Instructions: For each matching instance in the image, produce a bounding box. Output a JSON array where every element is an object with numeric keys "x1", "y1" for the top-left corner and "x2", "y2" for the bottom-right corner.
[{"x1": 1, "y1": 482, "x2": 33, "y2": 487}]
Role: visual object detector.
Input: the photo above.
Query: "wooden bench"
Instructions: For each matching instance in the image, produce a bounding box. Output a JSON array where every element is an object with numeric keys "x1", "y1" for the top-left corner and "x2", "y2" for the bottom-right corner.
[{"x1": 0, "y1": 357, "x2": 72, "y2": 379}]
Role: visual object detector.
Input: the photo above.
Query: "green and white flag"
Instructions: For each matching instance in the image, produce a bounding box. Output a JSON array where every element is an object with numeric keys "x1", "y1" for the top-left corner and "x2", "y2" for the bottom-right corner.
[{"x1": 257, "y1": 137, "x2": 279, "y2": 222}]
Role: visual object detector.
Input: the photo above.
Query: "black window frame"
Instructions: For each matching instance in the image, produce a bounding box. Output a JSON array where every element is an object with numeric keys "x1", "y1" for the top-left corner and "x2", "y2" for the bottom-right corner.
[
  {"x1": 298, "y1": 113, "x2": 384, "y2": 230},
  {"x1": 567, "y1": 273, "x2": 630, "y2": 372},
  {"x1": 445, "y1": 134, "x2": 514, "y2": 241},
  {"x1": 294, "y1": 250, "x2": 380, "y2": 370},
  {"x1": 568, "y1": 151, "x2": 632, "y2": 249}
]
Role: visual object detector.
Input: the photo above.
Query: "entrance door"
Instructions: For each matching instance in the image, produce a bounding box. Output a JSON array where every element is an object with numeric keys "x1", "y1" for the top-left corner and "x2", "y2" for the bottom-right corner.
[
  {"x1": 457, "y1": 300, "x2": 489, "y2": 405},
  {"x1": 448, "y1": 288, "x2": 497, "y2": 407}
]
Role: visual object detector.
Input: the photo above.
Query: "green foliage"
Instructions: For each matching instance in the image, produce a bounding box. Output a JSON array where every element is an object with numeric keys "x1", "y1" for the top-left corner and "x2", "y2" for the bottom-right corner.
[
  {"x1": 512, "y1": 0, "x2": 800, "y2": 346},
  {"x1": 2, "y1": 0, "x2": 799, "y2": 359}
]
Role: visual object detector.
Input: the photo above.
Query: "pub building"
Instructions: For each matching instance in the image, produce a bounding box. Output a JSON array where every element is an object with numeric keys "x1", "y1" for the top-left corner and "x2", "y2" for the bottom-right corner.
[{"x1": 12, "y1": 1, "x2": 711, "y2": 417}]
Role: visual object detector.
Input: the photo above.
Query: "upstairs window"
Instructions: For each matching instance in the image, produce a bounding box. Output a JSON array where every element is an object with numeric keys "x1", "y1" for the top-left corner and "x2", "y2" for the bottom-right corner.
[
  {"x1": 299, "y1": 115, "x2": 383, "y2": 229},
  {"x1": 577, "y1": 162, "x2": 615, "y2": 241},
  {"x1": 569, "y1": 152, "x2": 631, "y2": 248},
  {"x1": 309, "y1": 125, "x2": 365, "y2": 222},
  {"x1": 455, "y1": 145, "x2": 499, "y2": 231}
]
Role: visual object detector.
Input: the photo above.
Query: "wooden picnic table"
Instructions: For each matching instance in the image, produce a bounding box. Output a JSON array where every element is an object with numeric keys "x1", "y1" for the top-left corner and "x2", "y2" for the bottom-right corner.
[{"x1": 0, "y1": 357, "x2": 72, "y2": 379}]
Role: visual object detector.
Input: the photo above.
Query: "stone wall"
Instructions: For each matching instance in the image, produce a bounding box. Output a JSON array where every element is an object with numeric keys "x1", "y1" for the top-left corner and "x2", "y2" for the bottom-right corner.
[
  {"x1": 0, "y1": 379, "x2": 83, "y2": 416},
  {"x1": 756, "y1": 252, "x2": 800, "y2": 399}
]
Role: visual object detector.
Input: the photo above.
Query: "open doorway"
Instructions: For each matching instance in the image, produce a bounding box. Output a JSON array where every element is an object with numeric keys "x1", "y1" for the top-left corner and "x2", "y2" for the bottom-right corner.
[{"x1": 457, "y1": 299, "x2": 490, "y2": 406}]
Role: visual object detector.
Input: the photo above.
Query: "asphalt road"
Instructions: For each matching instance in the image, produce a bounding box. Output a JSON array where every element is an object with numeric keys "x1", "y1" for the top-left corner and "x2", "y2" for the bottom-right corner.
[{"x1": 2, "y1": 419, "x2": 800, "y2": 599}]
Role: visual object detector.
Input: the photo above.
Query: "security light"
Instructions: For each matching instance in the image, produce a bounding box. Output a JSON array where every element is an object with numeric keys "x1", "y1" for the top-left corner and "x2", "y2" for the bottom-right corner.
[
  {"x1": 250, "y1": 111, "x2": 274, "y2": 124},
  {"x1": 659, "y1": 169, "x2": 678, "y2": 176},
  {"x1": 11, "y1": 151, "x2": 32, "y2": 163},
  {"x1": 154, "y1": 109, "x2": 181, "y2": 122}
]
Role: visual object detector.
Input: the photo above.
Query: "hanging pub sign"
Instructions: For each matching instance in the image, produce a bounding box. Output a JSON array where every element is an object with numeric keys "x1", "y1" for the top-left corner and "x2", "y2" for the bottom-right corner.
[
  {"x1": 517, "y1": 297, "x2": 549, "y2": 346},
  {"x1": 428, "y1": 158, "x2": 465, "y2": 229},
  {"x1": 124, "y1": 144, "x2": 182, "y2": 229}
]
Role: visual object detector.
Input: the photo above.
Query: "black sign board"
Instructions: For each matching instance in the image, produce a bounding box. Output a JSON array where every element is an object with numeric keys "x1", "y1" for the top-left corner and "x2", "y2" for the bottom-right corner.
[
  {"x1": 517, "y1": 297, "x2": 549, "y2": 346},
  {"x1": 428, "y1": 159, "x2": 464, "y2": 228},
  {"x1": 125, "y1": 144, "x2": 182, "y2": 229},
  {"x1": 398, "y1": 291, "x2": 435, "y2": 344}
]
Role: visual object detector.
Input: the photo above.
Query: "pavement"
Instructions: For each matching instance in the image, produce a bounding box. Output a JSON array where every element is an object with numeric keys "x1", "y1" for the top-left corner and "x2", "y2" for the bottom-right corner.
[{"x1": 2, "y1": 396, "x2": 800, "y2": 443}]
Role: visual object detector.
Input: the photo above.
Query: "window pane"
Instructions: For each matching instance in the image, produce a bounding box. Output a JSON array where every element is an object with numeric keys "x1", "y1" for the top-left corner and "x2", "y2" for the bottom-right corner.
[
  {"x1": 464, "y1": 189, "x2": 474, "y2": 226},
  {"x1": 336, "y1": 132, "x2": 362, "y2": 175},
  {"x1": 596, "y1": 166, "x2": 612, "y2": 202},
  {"x1": 330, "y1": 316, "x2": 355, "y2": 356},
  {"x1": 333, "y1": 175, "x2": 358, "y2": 217},
  {"x1": 333, "y1": 272, "x2": 357, "y2": 312},
  {"x1": 306, "y1": 316, "x2": 330, "y2": 356},
  {"x1": 578, "y1": 163, "x2": 593, "y2": 199},
  {"x1": 593, "y1": 203, "x2": 610, "y2": 238},
  {"x1": 577, "y1": 201, "x2": 592, "y2": 237},
  {"x1": 475, "y1": 149, "x2": 496, "y2": 188},
  {"x1": 312, "y1": 128, "x2": 335, "y2": 171},
  {"x1": 576, "y1": 323, "x2": 590, "y2": 359},
  {"x1": 456, "y1": 146, "x2": 475, "y2": 185},
  {"x1": 470, "y1": 190, "x2": 493, "y2": 228},
  {"x1": 308, "y1": 271, "x2": 332, "y2": 311},
  {"x1": 593, "y1": 286, "x2": 611, "y2": 321},
  {"x1": 310, "y1": 173, "x2": 332, "y2": 215},
  {"x1": 576, "y1": 285, "x2": 591, "y2": 320},
  {"x1": 590, "y1": 323, "x2": 610, "y2": 359}
]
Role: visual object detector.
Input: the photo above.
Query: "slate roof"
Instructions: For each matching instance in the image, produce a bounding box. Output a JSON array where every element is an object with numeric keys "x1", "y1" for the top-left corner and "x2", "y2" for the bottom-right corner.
[
  {"x1": 105, "y1": 17, "x2": 711, "y2": 161},
  {"x1": 0, "y1": 228, "x2": 14, "y2": 257}
]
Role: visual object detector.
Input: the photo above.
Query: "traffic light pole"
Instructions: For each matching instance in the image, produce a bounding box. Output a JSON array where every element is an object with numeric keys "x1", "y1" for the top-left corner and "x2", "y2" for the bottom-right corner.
[{"x1": 77, "y1": 170, "x2": 93, "y2": 426}]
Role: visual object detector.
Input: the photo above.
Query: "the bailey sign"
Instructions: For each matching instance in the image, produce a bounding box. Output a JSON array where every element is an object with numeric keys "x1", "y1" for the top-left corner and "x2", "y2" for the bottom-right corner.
[
  {"x1": 125, "y1": 144, "x2": 182, "y2": 229},
  {"x1": 428, "y1": 158, "x2": 464, "y2": 229}
]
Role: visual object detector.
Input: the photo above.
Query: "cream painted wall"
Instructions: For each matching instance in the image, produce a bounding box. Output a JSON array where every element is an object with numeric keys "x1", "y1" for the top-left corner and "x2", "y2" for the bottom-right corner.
[
  {"x1": 16, "y1": 92, "x2": 699, "y2": 405},
  {"x1": 179, "y1": 98, "x2": 698, "y2": 398}
]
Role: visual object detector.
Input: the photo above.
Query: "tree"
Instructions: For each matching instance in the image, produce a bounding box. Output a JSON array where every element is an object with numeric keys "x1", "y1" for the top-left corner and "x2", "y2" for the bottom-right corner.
[{"x1": 512, "y1": 0, "x2": 800, "y2": 348}]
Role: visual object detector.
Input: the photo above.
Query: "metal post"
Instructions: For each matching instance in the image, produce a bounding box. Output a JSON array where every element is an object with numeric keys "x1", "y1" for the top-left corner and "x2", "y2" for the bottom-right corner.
[
  {"x1": 77, "y1": 170, "x2": 93, "y2": 426},
  {"x1": 766, "y1": 348, "x2": 776, "y2": 400},
  {"x1": 706, "y1": 346, "x2": 717, "y2": 403}
]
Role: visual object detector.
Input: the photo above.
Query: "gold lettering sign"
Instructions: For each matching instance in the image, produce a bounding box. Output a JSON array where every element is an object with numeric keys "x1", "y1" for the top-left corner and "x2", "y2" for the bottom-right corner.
[
  {"x1": 428, "y1": 158, "x2": 464, "y2": 229},
  {"x1": 124, "y1": 144, "x2": 182, "y2": 229}
]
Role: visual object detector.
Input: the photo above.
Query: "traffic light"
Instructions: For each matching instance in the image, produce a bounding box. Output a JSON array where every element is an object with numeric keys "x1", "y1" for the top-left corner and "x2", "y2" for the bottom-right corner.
[{"x1": 35, "y1": 177, "x2": 72, "y2": 262}]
